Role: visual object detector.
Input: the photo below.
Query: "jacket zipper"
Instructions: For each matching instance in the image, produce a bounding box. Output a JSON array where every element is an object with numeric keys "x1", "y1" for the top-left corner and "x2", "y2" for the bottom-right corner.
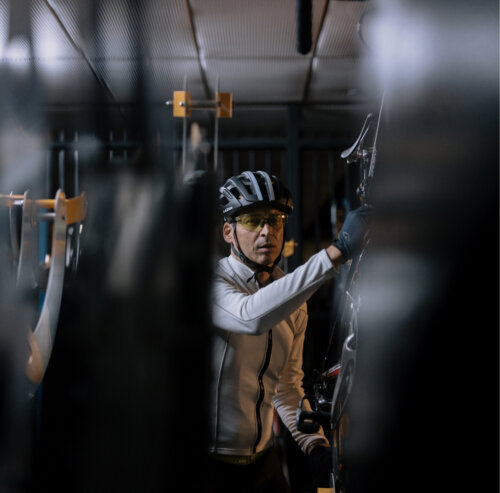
[{"x1": 253, "y1": 330, "x2": 273, "y2": 453}]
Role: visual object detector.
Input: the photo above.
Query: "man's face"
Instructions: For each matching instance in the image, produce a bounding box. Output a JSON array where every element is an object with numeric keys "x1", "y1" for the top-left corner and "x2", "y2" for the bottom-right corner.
[{"x1": 223, "y1": 206, "x2": 286, "y2": 267}]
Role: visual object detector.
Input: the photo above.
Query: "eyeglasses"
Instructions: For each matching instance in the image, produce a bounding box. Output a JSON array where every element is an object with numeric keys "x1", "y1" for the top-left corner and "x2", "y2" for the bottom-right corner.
[{"x1": 235, "y1": 212, "x2": 288, "y2": 232}]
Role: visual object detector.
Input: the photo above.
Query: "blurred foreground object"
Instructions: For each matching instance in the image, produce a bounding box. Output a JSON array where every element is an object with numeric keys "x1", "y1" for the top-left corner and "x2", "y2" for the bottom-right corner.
[
  {"x1": 341, "y1": 1, "x2": 499, "y2": 492},
  {"x1": 0, "y1": 190, "x2": 86, "y2": 389}
]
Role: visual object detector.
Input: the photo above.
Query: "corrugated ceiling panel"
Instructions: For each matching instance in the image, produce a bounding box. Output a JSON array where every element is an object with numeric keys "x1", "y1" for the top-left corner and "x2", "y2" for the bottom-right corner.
[
  {"x1": 31, "y1": 0, "x2": 80, "y2": 58},
  {"x1": 48, "y1": 0, "x2": 198, "y2": 59},
  {"x1": 307, "y1": 57, "x2": 377, "y2": 102},
  {"x1": 28, "y1": 1, "x2": 203, "y2": 106},
  {"x1": 151, "y1": 61, "x2": 206, "y2": 101},
  {"x1": 36, "y1": 59, "x2": 109, "y2": 104},
  {"x1": 204, "y1": 58, "x2": 311, "y2": 103},
  {"x1": 316, "y1": 1, "x2": 370, "y2": 58},
  {"x1": 192, "y1": 0, "x2": 326, "y2": 58},
  {"x1": 0, "y1": 0, "x2": 103, "y2": 106},
  {"x1": 0, "y1": 0, "x2": 8, "y2": 51},
  {"x1": 2, "y1": 0, "x2": 372, "y2": 114},
  {"x1": 90, "y1": 59, "x2": 205, "y2": 103},
  {"x1": 137, "y1": 0, "x2": 198, "y2": 58}
]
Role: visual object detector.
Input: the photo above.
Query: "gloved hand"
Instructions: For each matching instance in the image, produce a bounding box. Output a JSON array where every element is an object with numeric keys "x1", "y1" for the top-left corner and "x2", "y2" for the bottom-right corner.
[
  {"x1": 308, "y1": 444, "x2": 333, "y2": 488},
  {"x1": 332, "y1": 204, "x2": 372, "y2": 260}
]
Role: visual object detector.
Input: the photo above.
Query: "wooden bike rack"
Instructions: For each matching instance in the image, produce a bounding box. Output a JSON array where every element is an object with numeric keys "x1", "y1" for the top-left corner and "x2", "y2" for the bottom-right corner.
[{"x1": 1, "y1": 190, "x2": 87, "y2": 389}]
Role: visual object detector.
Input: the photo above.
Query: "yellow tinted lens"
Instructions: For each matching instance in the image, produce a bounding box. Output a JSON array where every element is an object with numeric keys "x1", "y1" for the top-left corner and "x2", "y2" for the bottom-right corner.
[
  {"x1": 236, "y1": 214, "x2": 288, "y2": 231},
  {"x1": 236, "y1": 213, "x2": 287, "y2": 231},
  {"x1": 268, "y1": 214, "x2": 286, "y2": 228},
  {"x1": 239, "y1": 214, "x2": 263, "y2": 231}
]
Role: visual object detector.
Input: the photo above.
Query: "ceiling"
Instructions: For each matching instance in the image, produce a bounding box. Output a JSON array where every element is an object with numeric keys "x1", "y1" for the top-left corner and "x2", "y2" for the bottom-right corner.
[{"x1": 0, "y1": 0, "x2": 378, "y2": 138}]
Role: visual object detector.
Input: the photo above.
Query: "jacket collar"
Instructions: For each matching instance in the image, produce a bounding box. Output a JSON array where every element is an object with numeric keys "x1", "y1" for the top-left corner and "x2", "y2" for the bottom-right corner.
[{"x1": 227, "y1": 254, "x2": 285, "y2": 287}]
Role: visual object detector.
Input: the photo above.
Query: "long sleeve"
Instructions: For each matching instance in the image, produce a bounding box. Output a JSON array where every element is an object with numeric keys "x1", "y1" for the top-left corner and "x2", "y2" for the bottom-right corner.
[
  {"x1": 272, "y1": 308, "x2": 330, "y2": 454},
  {"x1": 212, "y1": 249, "x2": 337, "y2": 335}
]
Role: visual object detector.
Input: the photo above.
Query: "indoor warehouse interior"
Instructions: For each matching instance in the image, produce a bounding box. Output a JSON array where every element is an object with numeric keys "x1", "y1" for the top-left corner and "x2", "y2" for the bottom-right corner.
[{"x1": 0, "y1": 1, "x2": 497, "y2": 492}]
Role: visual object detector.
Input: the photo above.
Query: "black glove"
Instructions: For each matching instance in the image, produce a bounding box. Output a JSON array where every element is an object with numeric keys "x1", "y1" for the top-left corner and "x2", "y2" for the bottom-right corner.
[
  {"x1": 308, "y1": 445, "x2": 333, "y2": 488},
  {"x1": 333, "y1": 204, "x2": 372, "y2": 260}
]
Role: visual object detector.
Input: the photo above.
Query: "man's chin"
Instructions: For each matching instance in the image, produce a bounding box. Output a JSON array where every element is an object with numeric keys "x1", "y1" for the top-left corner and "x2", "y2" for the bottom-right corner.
[{"x1": 254, "y1": 254, "x2": 277, "y2": 266}]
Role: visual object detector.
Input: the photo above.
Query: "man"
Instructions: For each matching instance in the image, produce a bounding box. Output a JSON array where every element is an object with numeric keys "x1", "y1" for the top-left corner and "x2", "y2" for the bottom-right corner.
[{"x1": 207, "y1": 170, "x2": 369, "y2": 492}]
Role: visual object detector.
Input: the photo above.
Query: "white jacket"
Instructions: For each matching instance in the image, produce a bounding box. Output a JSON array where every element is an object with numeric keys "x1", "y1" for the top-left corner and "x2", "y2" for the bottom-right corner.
[{"x1": 209, "y1": 249, "x2": 337, "y2": 456}]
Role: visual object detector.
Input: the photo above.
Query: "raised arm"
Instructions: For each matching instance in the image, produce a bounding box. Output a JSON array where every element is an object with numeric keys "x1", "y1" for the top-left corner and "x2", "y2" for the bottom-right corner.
[{"x1": 213, "y1": 249, "x2": 337, "y2": 335}]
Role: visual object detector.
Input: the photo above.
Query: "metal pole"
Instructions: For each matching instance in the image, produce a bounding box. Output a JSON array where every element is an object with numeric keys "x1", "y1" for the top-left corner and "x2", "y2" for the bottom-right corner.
[
  {"x1": 313, "y1": 150, "x2": 320, "y2": 252},
  {"x1": 286, "y1": 104, "x2": 302, "y2": 270},
  {"x1": 214, "y1": 76, "x2": 219, "y2": 172},
  {"x1": 182, "y1": 75, "x2": 187, "y2": 173},
  {"x1": 58, "y1": 131, "x2": 65, "y2": 190},
  {"x1": 74, "y1": 132, "x2": 79, "y2": 195}
]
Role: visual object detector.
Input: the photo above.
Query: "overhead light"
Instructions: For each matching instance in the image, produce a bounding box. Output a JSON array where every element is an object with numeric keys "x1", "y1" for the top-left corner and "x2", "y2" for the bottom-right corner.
[
  {"x1": 1, "y1": 35, "x2": 31, "y2": 75},
  {"x1": 32, "y1": 9, "x2": 73, "y2": 77},
  {"x1": 3, "y1": 35, "x2": 30, "y2": 61}
]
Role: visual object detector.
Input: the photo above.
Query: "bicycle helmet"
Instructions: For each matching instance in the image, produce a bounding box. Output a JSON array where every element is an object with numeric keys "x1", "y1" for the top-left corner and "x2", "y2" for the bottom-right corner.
[
  {"x1": 219, "y1": 170, "x2": 293, "y2": 219},
  {"x1": 219, "y1": 171, "x2": 293, "y2": 281}
]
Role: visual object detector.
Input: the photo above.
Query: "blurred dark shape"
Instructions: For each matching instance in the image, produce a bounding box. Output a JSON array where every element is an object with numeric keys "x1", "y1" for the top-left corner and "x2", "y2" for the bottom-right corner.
[
  {"x1": 296, "y1": 0, "x2": 312, "y2": 55},
  {"x1": 35, "y1": 164, "x2": 215, "y2": 492},
  {"x1": 340, "y1": 1, "x2": 499, "y2": 492}
]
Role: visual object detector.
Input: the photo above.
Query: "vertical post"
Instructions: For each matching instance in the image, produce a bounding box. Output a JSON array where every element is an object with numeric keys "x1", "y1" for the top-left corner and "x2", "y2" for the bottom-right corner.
[
  {"x1": 313, "y1": 150, "x2": 320, "y2": 252},
  {"x1": 343, "y1": 157, "x2": 351, "y2": 213},
  {"x1": 265, "y1": 150, "x2": 272, "y2": 174},
  {"x1": 217, "y1": 150, "x2": 224, "y2": 184},
  {"x1": 249, "y1": 150, "x2": 255, "y2": 171},
  {"x1": 233, "y1": 150, "x2": 240, "y2": 175},
  {"x1": 214, "y1": 76, "x2": 219, "y2": 172},
  {"x1": 182, "y1": 75, "x2": 188, "y2": 173},
  {"x1": 328, "y1": 150, "x2": 337, "y2": 239},
  {"x1": 74, "y1": 132, "x2": 79, "y2": 196},
  {"x1": 123, "y1": 130, "x2": 128, "y2": 161},
  {"x1": 109, "y1": 130, "x2": 114, "y2": 162},
  {"x1": 58, "y1": 131, "x2": 65, "y2": 190},
  {"x1": 286, "y1": 105, "x2": 302, "y2": 271}
]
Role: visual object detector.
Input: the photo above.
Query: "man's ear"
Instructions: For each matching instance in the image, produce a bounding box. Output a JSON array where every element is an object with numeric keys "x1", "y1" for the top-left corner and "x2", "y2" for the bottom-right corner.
[{"x1": 223, "y1": 222, "x2": 234, "y2": 244}]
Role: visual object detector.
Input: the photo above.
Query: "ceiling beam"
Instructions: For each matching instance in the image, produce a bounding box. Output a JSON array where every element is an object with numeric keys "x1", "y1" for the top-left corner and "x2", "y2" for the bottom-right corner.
[
  {"x1": 301, "y1": 0, "x2": 330, "y2": 103},
  {"x1": 185, "y1": 0, "x2": 211, "y2": 99},
  {"x1": 42, "y1": 0, "x2": 123, "y2": 114}
]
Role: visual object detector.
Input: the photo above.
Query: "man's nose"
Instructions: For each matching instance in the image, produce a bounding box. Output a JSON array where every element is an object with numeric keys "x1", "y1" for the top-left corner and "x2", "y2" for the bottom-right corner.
[{"x1": 259, "y1": 221, "x2": 273, "y2": 235}]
